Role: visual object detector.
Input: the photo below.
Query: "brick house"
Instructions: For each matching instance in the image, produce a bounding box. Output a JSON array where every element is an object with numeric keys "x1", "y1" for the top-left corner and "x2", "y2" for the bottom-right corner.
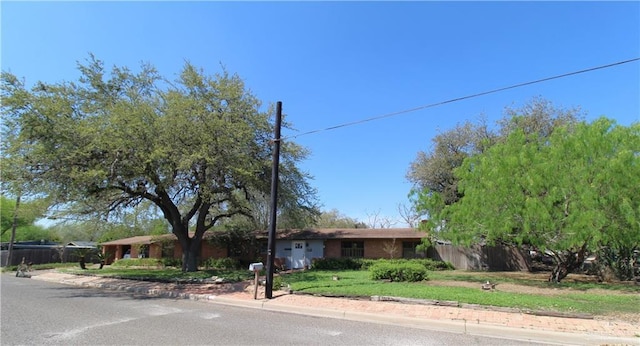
[
  {"x1": 262, "y1": 228, "x2": 427, "y2": 269},
  {"x1": 100, "y1": 228, "x2": 427, "y2": 268},
  {"x1": 100, "y1": 233, "x2": 228, "y2": 265}
]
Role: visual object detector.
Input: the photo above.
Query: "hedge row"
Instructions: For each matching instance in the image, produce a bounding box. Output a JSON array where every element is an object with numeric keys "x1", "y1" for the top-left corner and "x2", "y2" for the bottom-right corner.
[
  {"x1": 311, "y1": 257, "x2": 454, "y2": 271},
  {"x1": 311, "y1": 258, "x2": 364, "y2": 270},
  {"x1": 369, "y1": 262, "x2": 427, "y2": 282},
  {"x1": 110, "y1": 258, "x2": 163, "y2": 268},
  {"x1": 203, "y1": 257, "x2": 239, "y2": 270}
]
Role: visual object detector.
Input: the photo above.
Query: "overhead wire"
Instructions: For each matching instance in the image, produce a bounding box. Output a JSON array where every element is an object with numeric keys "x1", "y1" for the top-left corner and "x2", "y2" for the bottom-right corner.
[{"x1": 280, "y1": 57, "x2": 640, "y2": 141}]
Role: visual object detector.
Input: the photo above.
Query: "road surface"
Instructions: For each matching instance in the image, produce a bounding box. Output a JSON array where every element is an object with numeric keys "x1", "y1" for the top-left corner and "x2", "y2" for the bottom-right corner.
[{"x1": 1, "y1": 274, "x2": 551, "y2": 345}]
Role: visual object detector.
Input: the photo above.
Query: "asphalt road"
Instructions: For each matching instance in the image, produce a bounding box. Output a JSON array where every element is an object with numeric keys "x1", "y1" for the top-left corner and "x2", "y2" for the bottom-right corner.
[{"x1": 1, "y1": 274, "x2": 551, "y2": 345}]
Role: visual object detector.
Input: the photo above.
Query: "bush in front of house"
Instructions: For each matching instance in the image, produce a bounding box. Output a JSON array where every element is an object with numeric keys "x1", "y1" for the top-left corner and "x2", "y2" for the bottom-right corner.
[
  {"x1": 403, "y1": 258, "x2": 455, "y2": 271},
  {"x1": 311, "y1": 258, "x2": 453, "y2": 272},
  {"x1": 111, "y1": 258, "x2": 162, "y2": 268},
  {"x1": 160, "y1": 257, "x2": 182, "y2": 268},
  {"x1": 369, "y1": 262, "x2": 428, "y2": 282},
  {"x1": 357, "y1": 259, "x2": 379, "y2": 270},
  {"x1": 370, "y1": 258, "x2": 454, "y2": 271},
  {"x1": 203, "y1": 257, "x2": 239, "y2": 270},
  {"x1": 312, "y1": 258, "x2": 364, "y2": 270}
]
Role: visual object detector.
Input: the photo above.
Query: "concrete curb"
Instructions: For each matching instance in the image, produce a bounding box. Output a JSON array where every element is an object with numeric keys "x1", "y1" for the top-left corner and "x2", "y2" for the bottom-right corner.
[{"x1": 194, "y1": 296, "x2": 640, "y2": 346}]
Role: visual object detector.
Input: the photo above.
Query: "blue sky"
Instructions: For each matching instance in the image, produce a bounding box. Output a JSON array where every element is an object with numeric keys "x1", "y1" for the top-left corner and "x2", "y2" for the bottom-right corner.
[{"x1": 2, "y1": 1, "x2": 639, "y2": 227}]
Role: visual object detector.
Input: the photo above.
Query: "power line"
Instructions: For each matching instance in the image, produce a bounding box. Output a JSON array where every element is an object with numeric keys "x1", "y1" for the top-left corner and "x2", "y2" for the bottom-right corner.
[{"x1": 282, "y1": 57, "x2": 640, "y2": 141}]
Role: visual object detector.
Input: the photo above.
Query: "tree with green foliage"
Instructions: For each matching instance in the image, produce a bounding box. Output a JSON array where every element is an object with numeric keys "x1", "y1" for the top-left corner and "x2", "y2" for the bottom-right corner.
[
  {"x1": 588, "y1": 121, "x2": 640, "y2": 281},
  {"x1": 1, "y1": 55, "x2": 318, "y2": 272},
  {"x1": 48, "y1": 200, "x2": 171, "y2": 243},
  {"x1": 408, "y1": 98, "x2": 582, "y2": 214},
  {"x1": 313, "y1": 209, "x2": 368, "y2": 229},
  {"x1": 1, "y1": 196, "x2": 43, "y2": 237},
  {"x1": 420, "y1": 118, "x2": 639, "y2": 282},
  {"x1": 410, "y1": 99, "x2": 582, "y2": 255},
  {"x1": 408, "y1": 119, "x2": 496, "y2": 209},
  {"x1": 1, "y1": 87, "x2": 53, "y2": 264},
  {"x1": 0, "y1": 195, "x2": 53, "y2": 264},
  {"x1": 229, "y1": 188, "x2": 319, "y2": 231},
  {"x1": 0, "y1": 223, "x2": 56, "y2": 243}
]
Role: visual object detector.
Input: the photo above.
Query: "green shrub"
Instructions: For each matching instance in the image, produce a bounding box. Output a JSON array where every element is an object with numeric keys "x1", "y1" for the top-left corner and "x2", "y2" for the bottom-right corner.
[
  {"x1": 311, "y1": 258, "x2": 453, "y2": 272},
  {"x1": 203, "y1": 257, "x2": 239, "y2": 270},
  {"x1": 368, "y1": 258, "x2": 454, "y2": 271},
  {"x1": 369, "y1": 262, "x2": 428, "y2": 282},
  {"x1": 111, "y1": 258, "x2": 162, "y2": 268},
  {"x1": 160, "y1": 257, "x2": 182, "y2": 268},
  {"x1": 311, "y1": 258, "x2": 363, "y2": 270},
  {"x1": 358, "y1": 259, "x2": 378, "y2": 270},
  {"x1": 410, "y1": 258, "x2": 455, "y2": 271},
  {"x1": 273, "y1": 275, "x2": 285, "y2": 290}
]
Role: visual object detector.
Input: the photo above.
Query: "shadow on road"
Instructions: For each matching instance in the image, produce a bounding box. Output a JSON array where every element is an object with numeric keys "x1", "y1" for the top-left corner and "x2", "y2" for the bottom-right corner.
[{"x1": 43, "y1": 284, "x2": 176, "y2": 301}]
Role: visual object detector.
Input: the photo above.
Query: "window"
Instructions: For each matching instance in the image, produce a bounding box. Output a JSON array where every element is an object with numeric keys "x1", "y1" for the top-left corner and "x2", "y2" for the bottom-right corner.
[
  {"x1": 402, "y1": 241, "x2": 423, "y2": 258},
  {"x1": 122, "y1": 245, "x2": 132, "y2": 259},
  {"x1": 161, "y1": 242, "x2": 175, "y2": 258},
  {"x1": 259, "y1": 241, "x2": 268, "y2": 255},
  {"x1": 341, "y1": 241, "x2": 364, "y2": 258},
  {"x1": 139, "y1": 245, "x2": 150, "y2": 258}
]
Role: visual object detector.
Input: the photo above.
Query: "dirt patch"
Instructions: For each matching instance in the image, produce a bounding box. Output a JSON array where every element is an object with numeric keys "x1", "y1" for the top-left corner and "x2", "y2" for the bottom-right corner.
[
  {"x1": 426, "y1": 271, "x2": 640, "y2": 323},
  {"x1": 432, "y1": 270, "x2": 639, "y2": 295},
  {"x1": 426, "y1": 279, "x2": 636, "y2": 297}
]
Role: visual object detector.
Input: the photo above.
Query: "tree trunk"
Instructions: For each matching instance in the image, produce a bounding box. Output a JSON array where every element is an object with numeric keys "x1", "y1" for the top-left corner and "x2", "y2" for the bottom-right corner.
[
  {"x1": 168, "y1": 212, "x2": 203, "y2": 272},
  {"x1": 600, "y1": 244, "x2": 637, "y2": 281},
  {"x1": 182, "y1": 251, "x2": 198, "y2": 272},
  {"x1": 550, "y1": 264, "x2": 569, "y2": 283},
  {"x1": 548, "y1": 244, "x2": 588, "y2": 283},
  {"x1": 6, "y1": 194, "x2": 21, "y2": 267},
  {"x1": 179, "y1": 236, "x2": 202, "y2": 272}
]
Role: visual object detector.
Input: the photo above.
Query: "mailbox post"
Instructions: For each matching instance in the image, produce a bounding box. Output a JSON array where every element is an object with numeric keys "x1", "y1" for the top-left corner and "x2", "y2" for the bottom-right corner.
[{"x1": 249, "y1": 262, "x2": 264, "y2": 300}]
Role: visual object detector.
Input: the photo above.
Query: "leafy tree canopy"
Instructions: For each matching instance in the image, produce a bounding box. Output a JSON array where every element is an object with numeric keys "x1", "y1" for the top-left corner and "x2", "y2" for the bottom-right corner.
[
  {"x1": 50, "y1": 201, "x2": 170, "y2": 243},
  {"x1": 0, "y1": 195, "x2": 51, "y2": 241},
  {"x1": 421, "y1": 117, "x2": 639, "y2": 282},
  {"x1": 408, "y1": 97, "x2": 582, "y2": 210},
  {"x1": 313, "y1": 209, "x2": 368, "y2": 229},
  {"x1": 1, "y1": 55, "x2": 319, "y2": 271}
]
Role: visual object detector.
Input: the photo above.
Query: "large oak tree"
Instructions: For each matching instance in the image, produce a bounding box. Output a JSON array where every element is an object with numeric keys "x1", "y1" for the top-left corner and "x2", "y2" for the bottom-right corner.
[{"x1": 1, "y1": 56, "x2": 318, "y2": 271}]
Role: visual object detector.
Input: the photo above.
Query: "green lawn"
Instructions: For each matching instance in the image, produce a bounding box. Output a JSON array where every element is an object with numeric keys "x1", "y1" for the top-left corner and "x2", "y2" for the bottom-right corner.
[
  {"x1": 280, "y1": 270, "x2": 640, "y2": 316},
  {"x1": 53, "y1": 264, "x2": 640, "y2": 317},
  {"x1": 427, "y1": 270, "x2": 640, "y2": 293}
]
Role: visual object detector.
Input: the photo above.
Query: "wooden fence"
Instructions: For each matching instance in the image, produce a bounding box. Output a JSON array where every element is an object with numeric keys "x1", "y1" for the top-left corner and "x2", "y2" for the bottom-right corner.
[
  {"x1": 428, "y1": 244, "x2": 531, "y2": 271},
  {"x1": 1, "y1": 247, "x2": 97, "y2": 267}
]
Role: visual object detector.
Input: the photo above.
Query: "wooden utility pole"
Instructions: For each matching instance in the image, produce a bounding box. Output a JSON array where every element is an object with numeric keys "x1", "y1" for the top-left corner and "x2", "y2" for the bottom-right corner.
[{"x1": 265, "y1": 101, "x2": 282, "y2": 299}]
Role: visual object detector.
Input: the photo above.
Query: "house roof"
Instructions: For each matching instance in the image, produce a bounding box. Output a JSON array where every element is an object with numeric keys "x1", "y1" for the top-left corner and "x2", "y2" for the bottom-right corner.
[
  {"x1": 268, "y1": 228, "x2": 426, "y2": 240},
  {"x1": 100, "y1": 234, "x2": 175, "y2": 246},
  {"x1": 100, "y1": 228, "x2": 426, "y2": 246},
  {"x1": 66, "y1": 241, "x2": 97, "y2": 248}
]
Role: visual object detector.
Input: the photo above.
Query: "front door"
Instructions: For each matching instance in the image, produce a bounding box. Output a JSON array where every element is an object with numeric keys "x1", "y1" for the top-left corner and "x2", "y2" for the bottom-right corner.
[{"x1": 291, "y1": 241, "x2": 305, "y2": 269}]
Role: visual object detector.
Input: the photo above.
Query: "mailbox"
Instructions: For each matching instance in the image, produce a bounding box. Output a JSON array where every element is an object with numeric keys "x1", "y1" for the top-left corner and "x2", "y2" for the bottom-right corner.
[
  {"x1": 249, "y1": 262, "x2": 264, "y2": 272},
  {"x1": 249, "y1": 262, "x2": 264, "y2": 299}
]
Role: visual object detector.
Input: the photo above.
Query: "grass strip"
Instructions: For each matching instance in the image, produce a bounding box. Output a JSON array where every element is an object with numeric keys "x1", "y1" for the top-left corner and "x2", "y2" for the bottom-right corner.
[{"x1": 282, "y1": 270, "x2": 640, "y2": 316}]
